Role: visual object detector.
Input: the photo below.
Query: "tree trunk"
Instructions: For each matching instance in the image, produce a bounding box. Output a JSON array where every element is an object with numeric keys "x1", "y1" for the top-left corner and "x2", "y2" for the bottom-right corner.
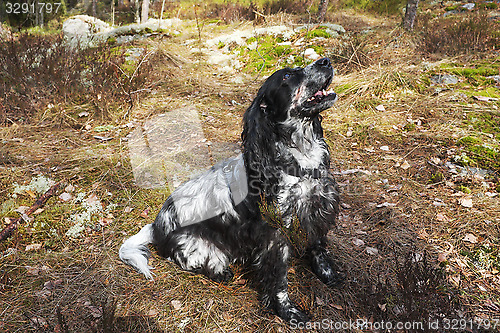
[
  {"x1": 317, "y1": 0, "x2": 328, "y2": 22},
  {"x1": 92, "y1": 0, "x2": 97, "y2": 18},
  {"x1": 134, "y1": 0, "x2": 140, "y2": 23},
  {"x1": 160, "y1": 0, "x2": 166, "y2": 22},
  {"x1": 403, "y1": 0, "x2": 420, "y2": 30},
  {"x1": 111, "y1": 0, "x2": 115, "y2": 26},
  {"x1": 141, "y1": 0, "x2": 150, "y2": 23}
]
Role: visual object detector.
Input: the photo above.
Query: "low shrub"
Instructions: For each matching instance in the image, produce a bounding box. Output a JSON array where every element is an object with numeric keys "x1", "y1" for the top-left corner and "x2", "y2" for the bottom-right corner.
[
  {"x1": 0, "y1": 33, "x2": 163, "y2": 124},
  {"x1": 418, "y1": 11, "x2": 499, "y2": 55}
]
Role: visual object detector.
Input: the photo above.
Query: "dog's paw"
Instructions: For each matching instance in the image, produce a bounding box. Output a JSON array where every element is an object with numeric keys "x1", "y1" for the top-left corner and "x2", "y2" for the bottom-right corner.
[
  {"x1": 211, "y1": 268, "x2": 234, "y2": 283},
  {"x1": 287, "y1": 306, "x2": 310, "y2": 324},
  {"x1": 310, "y1": 252, "x2": 345, "y2": 287},
  {"x1": 276, "y1": 305, "x2": 310, "y2": 324},
  {"x1": 321, "y1": 270, "x2": 345, "y2": 288}
]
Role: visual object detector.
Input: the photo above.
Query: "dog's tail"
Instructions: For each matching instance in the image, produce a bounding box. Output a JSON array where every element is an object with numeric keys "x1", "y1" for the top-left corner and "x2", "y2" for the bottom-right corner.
[{"x1": 119, "y1": 223, "x2": 155, "y2": 280}]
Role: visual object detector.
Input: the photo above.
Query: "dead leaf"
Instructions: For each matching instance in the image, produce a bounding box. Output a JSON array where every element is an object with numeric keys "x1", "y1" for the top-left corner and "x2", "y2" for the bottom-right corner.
[
  {"x1": 65, "y1": 184, "x2": 75, "y2": 192},
  {"x1": 366, "y1": 247, "x2": 379, "y2": 255},
  {"x1": 417, "y1": 229, "x2": 430, "y2": 239},
  {"x1": 378, "y1": 303, "x2": 387, "y2": 312},
  {"x1": 87, "y1": 305, "x2": 103, "y2": 318},
  {"x1": 436, "y1": 213, "x2": 449, "y2": 222},
  {"x1": 222, "y1": 312, "x2": 232, "y2": 321},
  {"x1": 380, "y1": 145, "x2": 389, "y2": 151},
  {"x1": 375, "y1": 104, "x2": 386, "y2": 111},
  {"x1": 171, "y1": 300, "x2": 182, "y2": 310},
  {"x1": 459, "y1": 196, "x2": 473, "y2": 208},
  {"x1": 33, "y1": 208, "x2": 44, "y2": 215},
  {"x1": 377, "y1": 202, "x2": 396, "y2": 208},
  {"x1": 140, "y1": 207, "x2": 150, "y2": 218},
  {"x1": 438, "y1": 252, "x2": 448, "y2": 262},
  {"x1": 15, "y1": 206, "x2": 29, "y2": 214},
  {"x1": 59, "y1": 192, "x2": 73, "y2": 202},
  {"x1": 234, "y1": 278, "x2": 247, "y2": 285},
  {"x1": 29, "y1": 316, "x2": 48, "y2": 329},
  {"x1": 449, "y1": 275, "x2": 461, "y2": 287},
  {"x1": 99, "y1": 217, "x2": 113, "y2": 227},
  {"x1": 35, "y1": 288, "x2": 52, "y2": 300},
  {"x1": 352, "y1": 238, "x2": 365, "y2": 247},
  {"x1": 25, "y1": 189, "x2": 37, "y2": 199},
  {"x1": 148, "y1": 309, "x2": 159, "y2": 316},
  {"x1": 44, "y1": 279, "x2": 63, "y2": 290},
  {"x1": 124, "y1": 206, "x2": 134, "y2": 213},
  {"x1": 85, "y1": 193, "x2": 100, "y2": 205},
  {"x1": 330, "y1": 304, "x2": 343, "y2": 310},
  {"x1": 25, "y1": 243, "x2": 42, "y2": 252},
  {"x1": 463, "y1": 233, "x2": 478, "y2": 244},
  {"x1": 430, "y1": 157, "x2": 441, "y2": 165},
  {"x1": 400, "y1": 160, "x2": 411, "y2": 170},
  {"x1": 26, "y1": 266, "x2": 40, "y2": 275}
]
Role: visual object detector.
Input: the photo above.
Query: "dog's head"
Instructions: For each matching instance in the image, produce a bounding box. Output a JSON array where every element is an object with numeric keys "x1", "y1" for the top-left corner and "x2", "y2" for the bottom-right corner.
[{"x1": 255, "y1": 58, "x2": 337, "y2": 121}]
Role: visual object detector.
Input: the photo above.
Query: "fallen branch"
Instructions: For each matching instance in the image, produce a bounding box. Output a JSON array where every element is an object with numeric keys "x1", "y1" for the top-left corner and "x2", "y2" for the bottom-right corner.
[{"x1": 0, "y1": 181, "x2": 64, "y2": 242}]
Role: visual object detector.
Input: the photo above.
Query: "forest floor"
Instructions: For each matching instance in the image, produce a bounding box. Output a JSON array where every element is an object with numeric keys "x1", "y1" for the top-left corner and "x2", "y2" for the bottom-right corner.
[{"x1": 1, "y1": 6, "x2": 500, "y2": 333}]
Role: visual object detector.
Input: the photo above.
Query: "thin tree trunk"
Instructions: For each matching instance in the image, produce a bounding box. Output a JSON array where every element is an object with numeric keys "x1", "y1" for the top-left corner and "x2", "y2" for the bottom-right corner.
[
  {"x1": 403, "y1": 0, "x2": 420, "y2": 30},
  {"x1": 317, "y1": 0, "x2": 328, "y2": 22},
  {"x1": 160, "y1": 0, "x2": 166, "y2": 22},
  {"x1": 141, "y1": 0, "x2": 150, "y2": 24},
  {"x1": 111, "y1": 0, "x2": 115, "y2": 26},
  {"x1": 134, "y1": 0, "x2": 140, "y2": 23},
  {"x1": 92, "y1": 0, "x2": 97, "y2": 18}
]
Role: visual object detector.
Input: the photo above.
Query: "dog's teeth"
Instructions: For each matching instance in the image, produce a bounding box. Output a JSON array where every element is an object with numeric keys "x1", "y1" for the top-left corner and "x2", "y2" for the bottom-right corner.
[{"x1": 322, "y1": 89, "x2": 327, "y2": 95}]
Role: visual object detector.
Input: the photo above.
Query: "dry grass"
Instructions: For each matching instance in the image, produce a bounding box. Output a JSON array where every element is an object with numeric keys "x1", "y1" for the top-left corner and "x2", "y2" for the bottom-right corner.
[{"x1": 1, "y1": 7, "x2": 500, "y2": 333}]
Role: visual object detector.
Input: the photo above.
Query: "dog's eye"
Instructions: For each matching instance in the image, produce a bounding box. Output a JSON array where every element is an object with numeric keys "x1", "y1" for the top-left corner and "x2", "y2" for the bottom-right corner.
[{"x1": 283, "y1": 73, "x2": 291, "y2": 80}]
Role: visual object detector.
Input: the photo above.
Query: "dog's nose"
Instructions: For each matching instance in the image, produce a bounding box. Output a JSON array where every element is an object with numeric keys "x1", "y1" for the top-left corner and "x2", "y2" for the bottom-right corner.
[{"x1": 316, "y1": 58, "x2": 331, "y2": 67}]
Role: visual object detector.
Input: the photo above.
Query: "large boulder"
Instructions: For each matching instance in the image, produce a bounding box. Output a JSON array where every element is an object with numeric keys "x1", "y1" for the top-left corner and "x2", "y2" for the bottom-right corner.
[{"x1": 62, "y1": 15, "x2": 111, "y2": 48}]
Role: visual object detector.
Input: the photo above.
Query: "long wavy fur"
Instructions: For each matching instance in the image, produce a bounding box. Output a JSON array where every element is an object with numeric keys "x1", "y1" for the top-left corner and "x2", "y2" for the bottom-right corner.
[{"x1": 120, "y1": 58, "x2": 342, "y2": 323}]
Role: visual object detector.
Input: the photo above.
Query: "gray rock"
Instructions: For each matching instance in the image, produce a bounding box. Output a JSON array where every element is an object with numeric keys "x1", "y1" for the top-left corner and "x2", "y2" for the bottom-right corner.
[
  {"x1": 431, "y1": 74, "x2": 459, "y2": 85},
  {"x1": 462, "y1": 3, "x2": 475, "y2": 10},
  {"x1": 62, "y1": 16, "x2": 182, "y2": 49},
  {"x1": 487, "y1": 75, "x2": 500, "y2": 83},
  {"x1": 62, "y1": 15, "x2": 111, "y2": 49}
]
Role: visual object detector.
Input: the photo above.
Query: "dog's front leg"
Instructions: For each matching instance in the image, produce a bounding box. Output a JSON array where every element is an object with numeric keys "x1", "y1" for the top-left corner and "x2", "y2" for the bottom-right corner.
[
  {"x1": 308, "y1": 238, "x2": 344, "y2": 287},
  {"x1": 253, "y1": 231, "x2": 309, "y2": 323}
]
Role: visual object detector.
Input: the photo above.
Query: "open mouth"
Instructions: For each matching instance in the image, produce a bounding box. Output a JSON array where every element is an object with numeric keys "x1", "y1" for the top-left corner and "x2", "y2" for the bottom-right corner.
[{"x1": 304, "y1": 78, "x2": 337, "y2": 107}]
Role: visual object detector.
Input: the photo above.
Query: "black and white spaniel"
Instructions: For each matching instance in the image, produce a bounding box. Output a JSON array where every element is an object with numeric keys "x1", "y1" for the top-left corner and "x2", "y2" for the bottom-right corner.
[{"x1": 120, "y1": 58, "x2": 342, "y2": 322}]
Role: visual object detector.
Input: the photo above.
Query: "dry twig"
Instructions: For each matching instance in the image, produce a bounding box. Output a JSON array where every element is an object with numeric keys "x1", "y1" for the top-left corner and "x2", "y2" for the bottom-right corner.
[{"x1": 0, "y1": 181, "x2": 64, "y2": 241}]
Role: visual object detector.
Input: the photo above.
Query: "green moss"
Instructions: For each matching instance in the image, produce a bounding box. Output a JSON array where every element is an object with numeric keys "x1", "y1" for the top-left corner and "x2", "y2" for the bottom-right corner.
[
  {"x1": 466, "y1": 112, "x2": 500, "y2": 139},
  {"x1": 479, "y1": 2, "x2": 498, "y2": 9},
  {"x1": 403, "y1": 122, "x2": 416, "y2": 131},
  {"x1": 445, "y1": 5, "x2": 459, "y2": 11},
  {"x1": 237, "y1": 35, "x2": 297, "y2": 74},
  {"x1": 429, "y1": 172, "x2": 444, "y2": 184},
  {"x1": 457, "y1": 185, "x2": 471, "y2": 194},
  {"x1": 460, "y1": 245, "x2": 500, "y2": 271},
  {"x1": 457, "y1": 136, "x2": 481, "y2": 147},
  {"x1": 307, "y1": 28, "x2": 331, "y2": 39}
]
